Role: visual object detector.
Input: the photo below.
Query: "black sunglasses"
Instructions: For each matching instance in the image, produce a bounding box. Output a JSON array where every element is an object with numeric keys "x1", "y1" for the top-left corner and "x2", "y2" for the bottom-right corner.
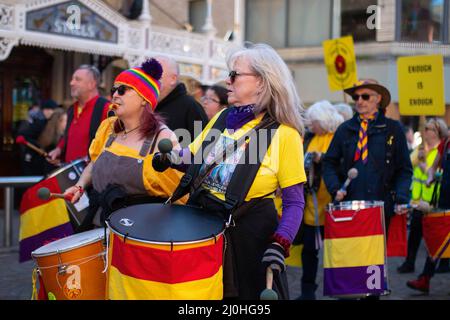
[
  {"x1": 228, "y1": 70, "x2": 257, "y2": 84},
  {"x1": 111, "y1": 85, "x2": 131, "y2": 96},
  {"x1": 351, "y1": 94, "x2": 376, "y2": 102}
]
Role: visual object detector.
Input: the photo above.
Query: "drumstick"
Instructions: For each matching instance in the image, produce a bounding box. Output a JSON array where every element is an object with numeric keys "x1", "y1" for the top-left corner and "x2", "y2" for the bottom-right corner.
[
  {"x1": 16, "y1": 135, "x2": 48, "y2": 157},
  {"x1": 259, "y1": 267, "x2": 279, "y2": 300},
  {"x1": 335, "y1": 168, "x2": 358, "y2": 201},
  {"x1": 37, "y1": 187, "x2": 74, "y2": 201}
]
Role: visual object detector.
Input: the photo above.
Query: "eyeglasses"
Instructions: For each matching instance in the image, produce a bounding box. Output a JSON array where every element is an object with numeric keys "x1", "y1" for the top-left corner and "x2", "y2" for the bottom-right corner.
[
  {"x1": 111, "y1": 85, "x2": 132, "y2": 96},
  {"x1": 228, "y1": 70, "x2": 257, "y2": 84},
  {"x1": 201, "y1": 96, "x2": 220, "y2": 104},
  {"x1": 351, "y1": 94, "x2": 377, "y2": 102}
]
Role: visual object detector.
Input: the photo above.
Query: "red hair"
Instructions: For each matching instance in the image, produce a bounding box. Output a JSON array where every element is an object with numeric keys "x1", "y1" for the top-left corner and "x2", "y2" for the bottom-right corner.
[{"x1": 113, "y1": 103, "x2": 166, "y2": 139}]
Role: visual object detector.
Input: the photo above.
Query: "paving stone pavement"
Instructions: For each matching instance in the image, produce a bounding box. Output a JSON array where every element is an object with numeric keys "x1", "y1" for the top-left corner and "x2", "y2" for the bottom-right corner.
[{"x1": 1, "y1": 210, "x2": 449, "y2": 300}]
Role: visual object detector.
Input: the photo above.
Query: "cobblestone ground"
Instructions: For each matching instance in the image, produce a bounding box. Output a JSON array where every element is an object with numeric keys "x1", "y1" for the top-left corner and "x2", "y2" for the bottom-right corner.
[{"x1": 1, "y1": 210, "x2": 449, "y2": 300}]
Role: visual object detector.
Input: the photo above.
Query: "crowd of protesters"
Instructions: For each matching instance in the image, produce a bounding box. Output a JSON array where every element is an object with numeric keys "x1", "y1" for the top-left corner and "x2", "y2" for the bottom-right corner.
[{"x1": 13, "y1": 44, "x2": 449, "y2": 300}]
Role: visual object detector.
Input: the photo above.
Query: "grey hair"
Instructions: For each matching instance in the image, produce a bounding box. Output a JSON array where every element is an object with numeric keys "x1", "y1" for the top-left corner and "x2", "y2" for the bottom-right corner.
[
  {"x1": 427, "y1": 118, "x2": 448, "y2": 139},
  {"x1": 153, "y1": 55, "x2": 180, "y2": 78},
  {"x1": 306, "y1": 100, "x2": 344, "y2": 133},
  {"x1": 226, "y1": 43, "x2": 305, "y2": 136},
  {"x1": 333, "y1": 103, "x2": 354, "y2": 121},
  {"x1": 77, "y1": 64, "x2": 101, "y2": 86}
]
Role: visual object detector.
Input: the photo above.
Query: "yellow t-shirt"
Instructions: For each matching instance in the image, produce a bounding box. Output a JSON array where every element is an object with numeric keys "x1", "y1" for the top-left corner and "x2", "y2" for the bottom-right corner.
[
  {"x1": 89, "y1": 117, "x2": 187, "y2": 203},
  {"x1": 189, "y1": 110, "x2": 306, "y2": 202},
  {"x1": 304, "y1": 133, "x2": 334, "y2": 226}
]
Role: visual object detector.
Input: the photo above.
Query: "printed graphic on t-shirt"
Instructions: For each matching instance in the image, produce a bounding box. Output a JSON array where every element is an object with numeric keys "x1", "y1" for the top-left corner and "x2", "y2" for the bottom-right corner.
[{"x1": 200, "y1": 135, "x2": 247, "y2": 194}]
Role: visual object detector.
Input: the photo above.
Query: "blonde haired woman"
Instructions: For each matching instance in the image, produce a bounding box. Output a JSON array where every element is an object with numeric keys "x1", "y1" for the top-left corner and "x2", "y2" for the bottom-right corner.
[{"x1": 154, "y1": 43, "x2": 307, "y2": 299}]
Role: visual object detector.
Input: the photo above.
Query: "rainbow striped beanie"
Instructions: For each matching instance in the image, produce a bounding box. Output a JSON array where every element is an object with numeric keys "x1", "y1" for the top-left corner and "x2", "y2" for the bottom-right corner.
[{"x1": 114, "y1": 58, "x2": 162, "y2": 110}]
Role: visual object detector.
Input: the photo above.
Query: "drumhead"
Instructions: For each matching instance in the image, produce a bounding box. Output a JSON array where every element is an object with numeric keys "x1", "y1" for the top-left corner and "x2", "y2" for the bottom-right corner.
[
  {"x1": 31, "y1": 228, "x2": 105, "y2": 257},
  {"x1": 46, "y1": 158, "x2": 87, "y2": 179},
  {"x1": 327, "y1": 200, "x2": 384, "y2": 211},
  {"x1": 107, "y1": 203, "x2": 225, "y2": 244}
]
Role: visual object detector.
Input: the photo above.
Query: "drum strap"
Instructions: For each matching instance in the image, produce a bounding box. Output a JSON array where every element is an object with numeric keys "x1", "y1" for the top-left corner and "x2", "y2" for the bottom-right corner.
[
  {"x1": 182, "y1": 115, "x2": 278, "y2": 211},
  {"x1": 171, "y1": 108, "x2": 233, "y2": 203},
  {"x1": 171, "y1": 109, "x2": 280, "y2": 217}
]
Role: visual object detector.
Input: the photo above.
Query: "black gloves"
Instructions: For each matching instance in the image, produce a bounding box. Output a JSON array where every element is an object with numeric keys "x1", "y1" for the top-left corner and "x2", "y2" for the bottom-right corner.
[
  {"x1": 262, "y1": 242, "x2": 286, "y2": 274},
  {"x1": 152, "y1": 152, "x2": 171, "y2": 172}
]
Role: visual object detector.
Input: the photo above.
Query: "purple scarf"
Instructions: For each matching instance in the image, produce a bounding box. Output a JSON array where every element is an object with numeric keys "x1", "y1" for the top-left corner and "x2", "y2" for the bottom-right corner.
[{"x1": 225, "y1": 104, "x2": 256, "y2": 131}]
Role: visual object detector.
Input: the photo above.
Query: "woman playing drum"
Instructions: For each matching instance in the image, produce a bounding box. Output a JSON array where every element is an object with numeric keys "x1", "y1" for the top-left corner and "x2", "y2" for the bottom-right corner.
[
  {"x1": 64, "y1": 59, "x2": 186, "y2": 230},
  {"x1": 154, "y1": 43, "x2": 307, "y2": 299}
]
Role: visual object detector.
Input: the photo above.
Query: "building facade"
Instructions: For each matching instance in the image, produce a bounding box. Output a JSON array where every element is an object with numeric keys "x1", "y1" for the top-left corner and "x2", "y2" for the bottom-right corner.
[
  {"x1": 243, "y1": 0, "x2": 450, "y2": 127},
  {"x1": 0, "y1": 0, "x2": 237, "y2": 176}
]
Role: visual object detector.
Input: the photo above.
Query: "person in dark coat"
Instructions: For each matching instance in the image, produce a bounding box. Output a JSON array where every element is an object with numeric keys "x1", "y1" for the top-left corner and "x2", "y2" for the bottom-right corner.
[
  {"x1": 322, "y1": 79, "x2": 412, "y2": 225},
  {"x1": 154, "y1": 55, "x2": 208, "y2": 147},
  {"x1": 322, "y1": 79, "x2": 413, "y2": 299},
  {"x1": 17, "y1": 99, "x2": 59, "y2": 175}
]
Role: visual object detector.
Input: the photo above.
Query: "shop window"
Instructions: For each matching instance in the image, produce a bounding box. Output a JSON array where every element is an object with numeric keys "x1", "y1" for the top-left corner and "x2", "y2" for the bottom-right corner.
[
  {"x1": 245, "y1": 0, "x2": 286, "y2": 48},
  {"x1": 245, "y1": 0, "x2": 332, "y2": 48},
  {"x1": 189, "y1": 0, "x2": 207, "y2": 33},
  {"x1": 287, "y1": 0, "x2": 332, "y2": 47},
  {"x1": 341, "y1": 0, "x2": 377, "y2": 42},
  {"x1": 401, "y1": 0, "x2": 444, "y2": 42}
]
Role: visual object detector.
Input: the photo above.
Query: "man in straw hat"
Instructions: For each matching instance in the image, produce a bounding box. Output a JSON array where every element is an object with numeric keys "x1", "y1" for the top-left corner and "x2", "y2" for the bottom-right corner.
[
  {"x1": 322, "y1": 79, "x2": 413, "y2": 292},
  {"x1": 323, "y1": 79, "x2": 412, "y2": 219}
]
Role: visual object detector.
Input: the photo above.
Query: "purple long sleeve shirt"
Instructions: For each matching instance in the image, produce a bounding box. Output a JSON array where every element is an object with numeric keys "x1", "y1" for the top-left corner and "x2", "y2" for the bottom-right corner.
[
  {"x1": 173, "y1": 149, "x2": 305, "y2": 244},
  {"x1": 276, "y1": 183, "x2": 305, "y2": 244}
]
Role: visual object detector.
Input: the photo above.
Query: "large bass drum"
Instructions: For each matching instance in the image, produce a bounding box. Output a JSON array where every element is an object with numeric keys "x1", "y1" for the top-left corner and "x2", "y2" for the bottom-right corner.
[
  {"x1": 323, "y1": 201, "x2": 389, "y2": 298},
  {"x1": 106, "y1": 203, "x2": 225, "y2": 300}
]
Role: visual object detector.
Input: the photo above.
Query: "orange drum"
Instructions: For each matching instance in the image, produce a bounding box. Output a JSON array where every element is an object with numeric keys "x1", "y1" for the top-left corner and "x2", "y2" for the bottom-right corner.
[
  {"x1": 31, "y1": 229, "x2": 107, "y2": 300},
  {"x1": 106, "y1": 204, "x2": 225, "y2": 300}
]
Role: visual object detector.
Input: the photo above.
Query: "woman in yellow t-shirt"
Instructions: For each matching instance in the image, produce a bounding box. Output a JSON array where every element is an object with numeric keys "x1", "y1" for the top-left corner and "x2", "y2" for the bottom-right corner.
[
  {"x1": 64, "y1": 59, "x2": 185, "y2": 229},
  {"x1": 299, "y1": 100, "x2": 344, "y2": 300},
  {"x1": 153, "y1": 43, "x2": 307, "y2": 299}
]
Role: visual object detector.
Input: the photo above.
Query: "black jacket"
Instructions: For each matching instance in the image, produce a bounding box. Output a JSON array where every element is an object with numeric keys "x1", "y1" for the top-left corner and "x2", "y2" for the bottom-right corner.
[
  {"x1": 155, "y1": 83, "x2": 208, "y2": 146},
  {"x1": 322, "y1": 112, "x2": 413, "y2": 216}
]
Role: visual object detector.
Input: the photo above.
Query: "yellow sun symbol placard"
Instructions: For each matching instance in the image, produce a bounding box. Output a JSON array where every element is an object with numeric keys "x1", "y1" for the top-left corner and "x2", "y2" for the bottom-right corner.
[{"x1": 323, "y1": 36, "x2": 358, "y2": 91}]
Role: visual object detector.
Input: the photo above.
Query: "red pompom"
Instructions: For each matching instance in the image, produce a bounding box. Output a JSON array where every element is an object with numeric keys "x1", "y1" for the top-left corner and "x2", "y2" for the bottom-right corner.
[{"x1": 16, "y1": 135, "x2": 27, "y2": 145}]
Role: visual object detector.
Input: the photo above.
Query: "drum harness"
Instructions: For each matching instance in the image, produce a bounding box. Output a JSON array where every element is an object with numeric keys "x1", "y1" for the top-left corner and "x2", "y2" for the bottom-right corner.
[
  {"x1": 31, "y1": 244, "x2": 107, "y2": 300},
  {"x1": 302, "y1": 133, "x2": 324, "y2": 250},
  {"x1": 167, "y1": 108, "x2": 280, "y2": 229},
  {"x1": 162, "y1": 109, "x2": 279, "y2": 273}
]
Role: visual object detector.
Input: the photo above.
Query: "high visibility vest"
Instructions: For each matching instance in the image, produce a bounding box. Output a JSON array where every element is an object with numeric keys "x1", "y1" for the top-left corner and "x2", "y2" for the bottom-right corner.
[{"x1": 411, "y1": 148, "x2": 438, "y2": 202}]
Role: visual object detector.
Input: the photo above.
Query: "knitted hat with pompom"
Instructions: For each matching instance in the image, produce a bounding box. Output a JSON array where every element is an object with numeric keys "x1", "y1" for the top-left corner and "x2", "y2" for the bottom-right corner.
[{"x1": 114, "y1": 58, "x2": 163, "y2": 110}]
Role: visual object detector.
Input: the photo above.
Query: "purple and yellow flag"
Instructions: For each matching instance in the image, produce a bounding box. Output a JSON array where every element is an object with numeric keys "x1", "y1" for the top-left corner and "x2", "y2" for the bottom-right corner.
[
  {"x1": 19, "y1": 177, "x2": 73, "y2": 262},
  {"x1": 107, "y1": 233, "x2": 224, "y2": 300},
  {"x1": 323, "y1": 206, "x2": 388, "y2": 297},
  {"x1": 423, "y1": 211, "x2": 450, "y2": 261}
]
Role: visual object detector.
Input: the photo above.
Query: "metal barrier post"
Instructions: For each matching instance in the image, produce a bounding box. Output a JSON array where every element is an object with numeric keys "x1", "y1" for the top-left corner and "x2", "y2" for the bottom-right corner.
[
  {"x1": 4, "y1": 187, "x2": 13, "y2": 247},
  {"x1": 0, "y1": 176, "x2": 43, "y2": 248}
]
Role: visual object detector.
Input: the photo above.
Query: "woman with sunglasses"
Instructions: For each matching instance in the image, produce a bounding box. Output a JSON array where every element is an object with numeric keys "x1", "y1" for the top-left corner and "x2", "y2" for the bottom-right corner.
[
  {"x1": 63, "y1": 59, "x2": 186, "y2": 230},
  {"x1": 200, "y1": 85, "x2": 229, "y2": 120},
  {"x1": 406, "y1": 118, "x2": 449, "y2": 293},
  {"x1": 153, "y1": 43, "x2": 307, "y2": 299}
]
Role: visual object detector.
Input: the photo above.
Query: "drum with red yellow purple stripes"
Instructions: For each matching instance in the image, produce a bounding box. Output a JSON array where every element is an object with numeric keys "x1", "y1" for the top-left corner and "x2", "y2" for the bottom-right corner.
[
  {"x1": 105, "y1": 203, "x2": 225, "y2": 300},
  {"x1": 422, "y1": 209, "x2": 450, "y2": 261},
  {"x1": 324, "y1": 201, "x2": 390, "y2": 298}
]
